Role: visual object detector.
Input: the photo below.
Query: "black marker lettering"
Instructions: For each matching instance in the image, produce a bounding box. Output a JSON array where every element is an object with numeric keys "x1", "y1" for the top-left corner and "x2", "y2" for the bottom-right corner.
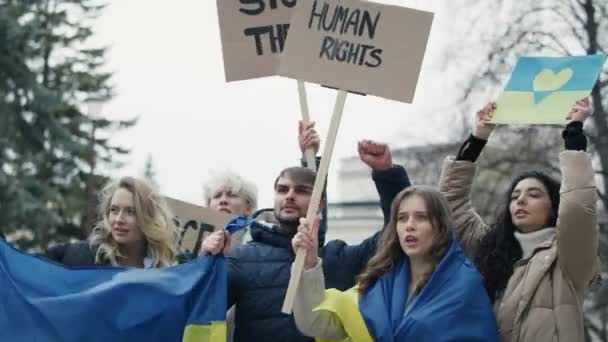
[
  {"x1": 365, "y1": 48, "x2": 382, "y2": 67},
  {"x1": 239, "y1": 0, "x2": 265, "y2": 15},
  {"x1": 319, "y1": 36, "x2": 335, "y2": 60},
  {"x1": 244, "y1": 26, "x2": 272, "y2": 55},
  {"x1": 335, "y1": 40, "x2": 350, "y2": 62},
  {"x1": 360, "y1": 11, "x2": 380, "y2": 38},
  {"x1": 308, "y1": 0, "x2": 326, "y2": 30}
]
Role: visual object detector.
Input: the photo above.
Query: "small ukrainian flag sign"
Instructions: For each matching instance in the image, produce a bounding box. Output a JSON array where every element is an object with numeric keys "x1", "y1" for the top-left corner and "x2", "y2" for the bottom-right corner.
[{"x1": 492, "y1": 55, "x2": 606, "y2": 124}]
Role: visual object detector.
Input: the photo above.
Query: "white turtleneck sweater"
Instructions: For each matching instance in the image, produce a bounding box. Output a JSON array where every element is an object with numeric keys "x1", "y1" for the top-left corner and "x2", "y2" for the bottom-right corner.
[{"x1": 514, "y1": 227, "x2": 556, "y2": 260}]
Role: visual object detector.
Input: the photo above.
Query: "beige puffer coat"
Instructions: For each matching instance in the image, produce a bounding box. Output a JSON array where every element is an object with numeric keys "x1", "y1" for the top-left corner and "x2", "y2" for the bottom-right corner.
[{"x1": 439, "y1": 150, "x2": 599, "y2": 342}]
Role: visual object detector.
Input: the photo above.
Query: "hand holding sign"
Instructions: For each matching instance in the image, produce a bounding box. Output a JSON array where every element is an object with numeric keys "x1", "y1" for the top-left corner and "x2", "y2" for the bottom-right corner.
[
  {"x1": 567, "y1": 97, "x2": 592, "y2": 122},
  {"x1": 297, "y1": 81, "x2": 317, "y2": 171},
  {"x1": 298, "y1": 121, "x2": 320, "y2": 155},
  {"x1": 291, "y1": 217, "x2": 321, "y2": 270},
  {"x1": 473, "y1": 102, "x2": 497, "y2": 140},
  {"x1": 283, "y1": 89, "x2": 348, "y2": 314}
]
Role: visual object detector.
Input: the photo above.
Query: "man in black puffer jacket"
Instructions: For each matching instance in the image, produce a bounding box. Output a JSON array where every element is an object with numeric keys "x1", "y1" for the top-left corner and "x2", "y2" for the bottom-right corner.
[{"x1": 223, "y1": 140, "x2": 410, "y2": 342}]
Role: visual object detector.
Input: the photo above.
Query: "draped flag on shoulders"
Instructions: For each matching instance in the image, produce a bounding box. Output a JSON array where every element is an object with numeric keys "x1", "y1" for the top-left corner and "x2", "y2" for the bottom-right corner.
[
  {"x1": 0, "y1": 238, "x2": 227, "y2": 342},
  {"x1": 312, "y1": 238, "x2": 498, "y2": 342}
]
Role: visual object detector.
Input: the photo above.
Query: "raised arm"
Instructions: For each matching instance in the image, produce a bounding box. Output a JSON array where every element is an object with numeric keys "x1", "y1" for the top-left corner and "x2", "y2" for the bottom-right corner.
[
  {"x1": 557, "y1": 97, "x2": 598, "y2": 291},
  {"x1": 292, "y1": 217, "x2": 348, "y2": 339},
  {"x1": 439, "y1": 103, "x2": 496, "y2": 259},
  {"x1": 322, "y1": 141, "x2": 410, "y2": 290},
  {"x1": 357, "y1": 140, "x2": 411, "y2": 225},
  {"x1": 375, "y1": 165, "x2": 411, "y2": 225}
]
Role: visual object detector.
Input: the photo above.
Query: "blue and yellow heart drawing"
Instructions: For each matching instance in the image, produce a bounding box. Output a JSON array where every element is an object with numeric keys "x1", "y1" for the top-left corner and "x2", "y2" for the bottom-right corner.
[{"x1": 492, "y1": 55, "x2": 606, "y2": 125}]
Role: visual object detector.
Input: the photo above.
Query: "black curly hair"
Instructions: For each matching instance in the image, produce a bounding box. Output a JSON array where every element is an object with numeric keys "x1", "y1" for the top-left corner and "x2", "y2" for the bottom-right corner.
[{"x1": 475, "y1": 170, "x2": 560, "y2": 302}]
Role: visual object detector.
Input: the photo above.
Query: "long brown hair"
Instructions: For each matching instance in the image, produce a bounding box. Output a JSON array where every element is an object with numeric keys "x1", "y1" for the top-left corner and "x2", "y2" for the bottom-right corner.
[{"x1": 357, "y1": 186, "x2": 454, "y2": 294}]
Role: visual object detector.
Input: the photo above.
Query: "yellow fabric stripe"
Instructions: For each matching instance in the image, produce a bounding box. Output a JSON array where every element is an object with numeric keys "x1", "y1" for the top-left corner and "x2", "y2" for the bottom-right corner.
[
  {"x1": 182, "y1": 321, "x2": 226, "y2": 342},
  {"x1": 313, "y1": 287, "x2": 373, "y2": 342}
]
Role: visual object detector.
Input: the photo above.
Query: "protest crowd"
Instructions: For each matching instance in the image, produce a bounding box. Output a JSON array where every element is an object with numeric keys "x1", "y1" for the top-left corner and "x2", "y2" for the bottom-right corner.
[{"x1": 1, "y1": 0, "x2": 606, "y2": 341}]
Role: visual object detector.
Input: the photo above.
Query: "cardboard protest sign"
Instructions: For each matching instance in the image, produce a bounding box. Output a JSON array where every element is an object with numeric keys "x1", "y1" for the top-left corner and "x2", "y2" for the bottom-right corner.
[
  {"x1": 278, "y1": 0, "x2": 433, "y2": 103},
  {"x1": 165, "y1": 197, "x2": 233, "y2": 255},
  {"x1": 217, "y1": 0, "x2": 297, "y2": 81},
  {"x1": 492, "y1": 55, "x2": 606, "y2": 125}
]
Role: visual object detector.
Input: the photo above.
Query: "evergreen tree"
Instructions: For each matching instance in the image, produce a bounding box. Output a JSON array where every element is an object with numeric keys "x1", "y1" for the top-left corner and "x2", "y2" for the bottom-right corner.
[
  {"x1": 0, "y1": 0, "x2": 136, "y2": 249},
  {"x1": 142, "y1": 154, "x2": 159, "y2": 191}
]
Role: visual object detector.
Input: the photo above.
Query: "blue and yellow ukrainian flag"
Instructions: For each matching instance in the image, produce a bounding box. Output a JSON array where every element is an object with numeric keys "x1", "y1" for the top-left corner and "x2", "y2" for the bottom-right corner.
[
  {"x1": 0, "y1": 239, "x2": 226, "y2": 342},
  {"x1": 493, "y1": 55, "x2": 605, "y2": 124}
]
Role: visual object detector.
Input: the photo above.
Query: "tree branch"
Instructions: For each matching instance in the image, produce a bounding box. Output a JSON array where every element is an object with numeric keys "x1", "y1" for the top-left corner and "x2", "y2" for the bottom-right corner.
[
  {"x1": 568, "y1": 0, "x2": 588, "y2": 26},
  {"x1": 549, "y1": 6, "x2": 586, "y2": 49},
  {"x1": 526, "y1": 30, "x2": 577, "y2": 55}
]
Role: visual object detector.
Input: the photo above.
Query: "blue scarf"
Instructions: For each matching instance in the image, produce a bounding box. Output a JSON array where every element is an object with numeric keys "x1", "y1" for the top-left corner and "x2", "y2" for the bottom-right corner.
[
  {"x1": 359, "y1": 238, "x2": 498, "y2": 342},
  {"x1": 225, "y1": 216, "x2": 253, "y2": 234}
]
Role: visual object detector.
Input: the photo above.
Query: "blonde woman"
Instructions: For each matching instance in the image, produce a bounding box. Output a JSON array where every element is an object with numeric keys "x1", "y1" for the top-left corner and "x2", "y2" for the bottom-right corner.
[{"x1": 44, "y1": 176, "x2": 179, "y2": 268}]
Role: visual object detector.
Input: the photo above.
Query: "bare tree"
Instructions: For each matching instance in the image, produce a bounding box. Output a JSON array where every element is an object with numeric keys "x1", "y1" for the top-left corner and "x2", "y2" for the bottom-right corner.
[{"x1": 434, "y1": 0, "x2": 608, "y2": 339}]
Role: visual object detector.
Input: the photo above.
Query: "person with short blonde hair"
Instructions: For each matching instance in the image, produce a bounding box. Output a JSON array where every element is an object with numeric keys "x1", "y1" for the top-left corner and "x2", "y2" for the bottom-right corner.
[
  {"x1": 203, "y1": 170, "x2": 258, "y2": 216},
  {"x1": 203, "y1": 170, "x2": 258, "y2": 246}
]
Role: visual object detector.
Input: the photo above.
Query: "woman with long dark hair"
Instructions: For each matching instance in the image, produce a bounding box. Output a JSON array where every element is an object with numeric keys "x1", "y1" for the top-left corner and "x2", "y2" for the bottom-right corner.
[
  {"x1": 439, "y1": 97, "x2": 597, "y2": 341},
  {"x1": 290, "y1": 186, "x2": 498, "y2": 341}
]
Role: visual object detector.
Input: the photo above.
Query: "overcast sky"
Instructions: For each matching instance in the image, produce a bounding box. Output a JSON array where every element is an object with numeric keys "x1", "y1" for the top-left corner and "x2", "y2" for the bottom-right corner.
[{"x1": 93, "y1": 0, "x2": 459, "y2": 208}]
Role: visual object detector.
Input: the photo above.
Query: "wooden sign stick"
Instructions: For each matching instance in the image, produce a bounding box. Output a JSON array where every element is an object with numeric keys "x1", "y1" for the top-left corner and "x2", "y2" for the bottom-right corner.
[
  {"x1": 282, "y1": 89, "x2": 348, "y2": 314},
  {"x1": 297, "y1": 80, "x2": 317, "y2": 172}
]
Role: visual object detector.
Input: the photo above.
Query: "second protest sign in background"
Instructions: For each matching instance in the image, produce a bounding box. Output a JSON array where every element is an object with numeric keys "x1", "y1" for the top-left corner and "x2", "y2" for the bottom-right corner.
[{"x1": 217, "y1": 0, "x2": 296, "y2": 81}]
